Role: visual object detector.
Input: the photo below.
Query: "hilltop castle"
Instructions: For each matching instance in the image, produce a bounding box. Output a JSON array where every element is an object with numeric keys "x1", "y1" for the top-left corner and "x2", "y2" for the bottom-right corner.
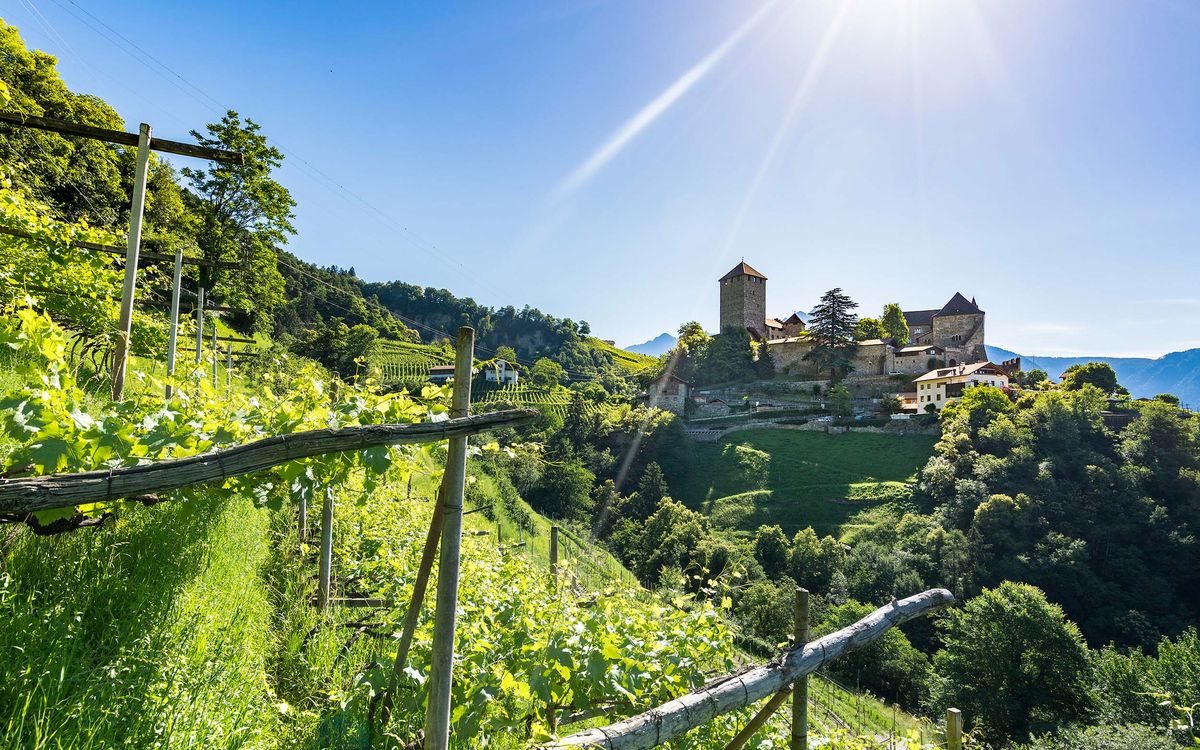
[{"x1": 718, "y1": 261, "x2": 987, "y2": 377}]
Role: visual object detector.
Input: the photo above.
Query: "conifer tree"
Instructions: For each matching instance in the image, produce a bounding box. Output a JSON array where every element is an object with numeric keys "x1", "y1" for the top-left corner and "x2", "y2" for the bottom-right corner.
[
  {"x1": 803, "y1": 288, "x2": 859, "y2": 380},
  {"x1": 881, "y1": 303, "x2": 910, "y2": 344}
]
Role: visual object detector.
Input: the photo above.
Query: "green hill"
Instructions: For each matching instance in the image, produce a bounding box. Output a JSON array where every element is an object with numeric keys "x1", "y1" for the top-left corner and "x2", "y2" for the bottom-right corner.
[{"x1": 670, "y1": 429, "x2": 937, "y2": 537}]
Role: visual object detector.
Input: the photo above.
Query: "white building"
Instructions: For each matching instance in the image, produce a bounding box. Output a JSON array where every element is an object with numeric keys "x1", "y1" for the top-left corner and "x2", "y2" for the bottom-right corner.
[
  {"x1": 483, "y1": 360, "x2": 520, "y2": 385},
  {"x1": 913, "y1": 362, "x2": 1010, "y2": 412}
]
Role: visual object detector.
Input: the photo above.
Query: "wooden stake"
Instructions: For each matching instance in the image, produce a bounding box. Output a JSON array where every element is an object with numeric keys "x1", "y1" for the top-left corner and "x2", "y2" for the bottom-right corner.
[
  {"x1": 226, "y1": 340, "x2": 233, "y2": 393},
  {"x1": 423, "y1": 327, "x2": 475, "y2": 750},
  {"x1": 724, "y1": 686, "x2": 792, "y2": 750},
  {"x1": 194, "y1": 286, "x2": 205, "y2": 365},
  {"x1": 792, "y1": 588, "x2": 809, "y2": 750},
  {"x1": 298, "y1": 495, "x2": 308, "y2": 542},
  {"x1": 165, "y1": 246, "x2": 183, "y2": 398},
  {"x1": 550, "y1": 525, "x2": 560, "y2": 581},
  {"x1": 110, "y1": 123, "x2": 152, "y2": 401},
  {"x1": 317, "y1": 487, "x2": 334, "y2": 611},
  {"x1": 211, "y1": 324, "x2": 218, "y2": 389},
  {"x1": 379, "y1": 480, "x2": 447, "y2": 723},
  {"x1": 946, "y1": 708, "x2": 963, "y2": 750}
]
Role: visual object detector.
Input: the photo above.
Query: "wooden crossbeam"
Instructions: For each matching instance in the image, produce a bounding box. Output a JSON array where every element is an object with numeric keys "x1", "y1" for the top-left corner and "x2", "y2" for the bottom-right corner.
[
  {"x1": 0, "y1": 226, "x2": 237, "y2": 268},
  {"x1": 0, "y1": 409, "x2": 536, "y2": 513},
  {"x1": 0, "y1": 111, "x2": 243, "y2": 164},
  {"x1": 540, "y1": 589, "x2": 955, "y2": 750}
]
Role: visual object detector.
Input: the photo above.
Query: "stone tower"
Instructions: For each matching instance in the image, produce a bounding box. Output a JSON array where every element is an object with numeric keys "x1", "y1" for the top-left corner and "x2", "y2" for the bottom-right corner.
[
  {"x1": 719, "y1": 261, "x2": 767, "y2": 339},
  {"x1": 931, "y1": 292, "x2": 986, "y2": 364}
]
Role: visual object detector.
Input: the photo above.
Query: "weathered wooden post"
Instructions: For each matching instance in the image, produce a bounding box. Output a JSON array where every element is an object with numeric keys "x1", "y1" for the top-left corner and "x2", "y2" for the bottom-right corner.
[
  {"x1": 946, "y1": 708, "x2": 963, "y2": 750},
  {"x1": 497, "y1": 519, "x2": 502, "y2": 548},
  {"x1": 423, "y1": 327, "x2": 475, "y2": 750},
  {"x1": 298, "y1": 496, "x2": 308, "y2": 542},
  {"x1": 550, "y1": 525, "x2": 560, "y2": 581},
  {"x1": 317, "y1": 487, "x2": 334, "y2": 611},
  {"x1": 225, "y1": 340, "x2": 233, "y2": 393},
  {"x1": 110, "y1": 123, "x2": 151, "y2": 401},
  {"x1": 211, "y1": 325, "x2": 218, "y2": 389},
  {"x1": 194, "y1": 286, "x2": 205, "y2": 365},
  {"x1": 164, "y1": 246, "x2": 183, "y2": 398},
  {"x1": 791, "y1": 587, "x2": 810, "y2": 749}
]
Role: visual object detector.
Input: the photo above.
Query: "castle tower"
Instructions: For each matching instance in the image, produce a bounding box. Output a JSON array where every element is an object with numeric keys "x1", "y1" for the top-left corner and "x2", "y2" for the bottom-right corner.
[
  {"x1": 930, "y1": 292, "x2": 986, "y2": 364},
  {"x1": 719, "y1": 261, "x2": 767, "y2": 339}
]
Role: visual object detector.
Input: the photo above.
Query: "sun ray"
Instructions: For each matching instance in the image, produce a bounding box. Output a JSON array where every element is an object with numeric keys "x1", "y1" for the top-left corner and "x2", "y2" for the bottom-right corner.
[
  {"x1": 716, "y1": 0, "x2": 855, "y2": 258},
  {"x1": 552, "y1": 0, "x2": 780, "y2": 201}
]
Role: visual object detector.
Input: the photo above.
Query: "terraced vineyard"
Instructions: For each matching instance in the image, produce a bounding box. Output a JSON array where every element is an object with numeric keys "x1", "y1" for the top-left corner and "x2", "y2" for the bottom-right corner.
[
  {"x1": 374, "y1": 341, "x2": 452, "y2": 386},
  {"x1": 586, "y1": 337, "x2": 659, "y2": 375},
  {"x1": 477, "y1": 383, "x2": 581, "y2": 418}
]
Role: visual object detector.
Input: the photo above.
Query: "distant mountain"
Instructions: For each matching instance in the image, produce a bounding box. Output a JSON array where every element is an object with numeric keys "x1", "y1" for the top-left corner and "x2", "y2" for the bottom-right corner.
[
  {"x1": 626, "y1": 333, "x2": 677, "y2": 357},
  {"x1": 988, "y1": 345, "x2": 1200, "y2": 408}
]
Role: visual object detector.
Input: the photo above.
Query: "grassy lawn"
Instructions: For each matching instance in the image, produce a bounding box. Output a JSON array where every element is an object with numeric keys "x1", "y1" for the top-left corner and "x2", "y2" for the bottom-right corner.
[{"x1": 671, "y1": 429, "x2": 937, "y2": 537}]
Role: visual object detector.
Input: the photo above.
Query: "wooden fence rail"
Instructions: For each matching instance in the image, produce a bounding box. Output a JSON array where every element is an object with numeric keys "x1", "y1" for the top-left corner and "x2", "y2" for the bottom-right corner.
[
  {"x1": 0, "y1": 410, "x2": 535, "y2": 513},
  {"x1": 539, "y1": 588, "x2": 954, "y2": 750}
]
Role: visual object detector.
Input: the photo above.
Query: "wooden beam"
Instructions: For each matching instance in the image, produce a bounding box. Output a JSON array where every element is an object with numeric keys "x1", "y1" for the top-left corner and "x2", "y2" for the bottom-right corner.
[
  {"x1": 0, "y1": 226, "x2": 237, "y2": 268},
  {"x1": 0, "y1": 409, "x2": 536, "y2": 514},
  {"x1": 539, "y1": 589, "x2": 955, "y2": 750},
  {"x1": 0, "y1": 111, "x2": 244, "y2": 164}
]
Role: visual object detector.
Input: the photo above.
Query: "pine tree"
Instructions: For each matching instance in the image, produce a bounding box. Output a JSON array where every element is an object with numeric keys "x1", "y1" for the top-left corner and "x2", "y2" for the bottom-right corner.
[{"x1": 803, "y1": 288, "x2": 859, "y2": 380}]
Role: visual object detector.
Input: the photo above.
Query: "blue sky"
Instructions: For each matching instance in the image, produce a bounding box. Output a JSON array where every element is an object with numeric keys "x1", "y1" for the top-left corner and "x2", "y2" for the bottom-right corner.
[{"x1": 6, "y1": 0, "x2": 1199, "y2": 356}]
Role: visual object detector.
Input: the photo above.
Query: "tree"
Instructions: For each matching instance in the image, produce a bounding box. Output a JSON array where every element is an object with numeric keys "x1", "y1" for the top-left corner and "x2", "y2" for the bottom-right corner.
[
  {"x1": 827, "y1": 384, "x2": 853, "y2": 418},
  {"x1": 931, "y1": 582, "x2": 1093, "y2": 745},
  {"x1": 752, "y1": 525, "x2": 791, "y2": 578},
  {"x1": 528, "y1": 357, "x2": 566, "y2": 387},
  {"x1": 1060, "y1": 362, "x2": 1121, "y2": 395},
  {"x1": 494, "y1": 345, "x2": 518, "y2": 363},
  {"x1": 789, "y1": 528, "x2": 844, "y2": 593},
  {"x1": 817, "y1": 599, "x2": 932, "y2": 710},
  {"x1": 527, "y1": 459, "x2": 595, "y2": 521},
  {"x1": 881, "y1": 303, "x2": 910, "y2": 345},
  {"x1": 625, "y1": 462, "x2": 669, "y2": 521},
  {"x1": 182, "y1": 111, "x2": 296, "y2": 330},
  {"x1": 803, "y1": 288, "x2": 859, "y2": 380},
  {"x1": 702, "y1": 326, "x2": 755, "y2": 383},
  {"x1": 853, "y1": 317, "x2": 884, "y2": 341}
]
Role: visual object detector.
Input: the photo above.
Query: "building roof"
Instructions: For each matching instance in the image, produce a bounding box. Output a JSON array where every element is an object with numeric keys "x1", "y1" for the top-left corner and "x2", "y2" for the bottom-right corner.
[
  {"x1": 655, "y1": 373, "x2": 691, "y2": 385},
  {"x1": 857, "y1": 338, "x2": 889, "y2": 347},
  {"x1": 914, "y1": 361, "x2": 1006, "y2": 382},
  {"x1": 765, "y1": 318, "x2": 784, "y2": 329},
  {"x1": 719, "y1": 261, "x2": 767, "y2": 282},
  {"x1": 784, "y1": 312, "x2": 806, "y2": 325},
  {"x1": 430, "y1": 364, "x2": 456, "y2": 373},
  {"x1": 903, "y1": 309, "x2": 938, "y2": 328},
  {"x1": 895, "y1": 344, "x2": 945, "y2": 355},
  {"x1": 937, "y1": 292, "x2": 983, "y2": 317}
]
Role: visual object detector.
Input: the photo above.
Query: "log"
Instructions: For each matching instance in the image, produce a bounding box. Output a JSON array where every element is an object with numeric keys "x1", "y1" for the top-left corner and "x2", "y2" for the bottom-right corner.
[
  {"x1": 540, "y1": 589, "x2": 954, "y2": 750},
  {"x1": 0, "y1": 410, "x2": 536, "y2": 513}
]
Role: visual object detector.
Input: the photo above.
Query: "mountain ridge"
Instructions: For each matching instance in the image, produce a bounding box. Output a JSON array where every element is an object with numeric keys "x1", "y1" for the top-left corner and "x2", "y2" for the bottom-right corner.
[{"x1": 988, "y1": 345, "x2": 1200, "y2": 407}]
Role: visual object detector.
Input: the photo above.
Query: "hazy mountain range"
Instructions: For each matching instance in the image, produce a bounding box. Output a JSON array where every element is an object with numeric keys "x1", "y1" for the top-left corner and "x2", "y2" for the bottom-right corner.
[{"x1": 988, "y1": 346, "x2": 1200, "y2": 407}]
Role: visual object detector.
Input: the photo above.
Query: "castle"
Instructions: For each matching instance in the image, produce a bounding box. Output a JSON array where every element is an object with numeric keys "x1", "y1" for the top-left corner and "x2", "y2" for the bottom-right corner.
[{"x1": 718, "y1": 261, "x2": 987, "y2": 378}]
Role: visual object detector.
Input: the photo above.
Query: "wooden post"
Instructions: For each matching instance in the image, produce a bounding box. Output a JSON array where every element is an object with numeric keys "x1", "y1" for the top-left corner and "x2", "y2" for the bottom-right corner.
[
  {"x1": 110, "y1": 123, "x2": 152, "y2": 401},
  {"x1": 194, "y1": 286, "x2": 205, "y2": 365},
  {"x1": 497, "y1": 519, "x2": 502, "y2": 548},
  {"x1": 226, "y1": 340, "x2": 233, "y2": 393},
  {"x1": 298, "y1": 495, "x2": 308, "y2": 542},
  {"x1": 791, "y1": 588, "x2": 810, "y2": 749},
  {"x1": 946, "y1": 708, "x2": 962, "y2": 750},
  {"x1": 317, "y1": 487, "x2": 334, "y2": 611},
  {"x1": 723, "y1": 686, "x2": 792, "y2": 750},
  {"x1": 550, "y1": 525, "x2": 560, "y2": 581},
  {"x1": 379, "y1": 481, "x2": 447, "y2": 723},
  {"x1": 164, "y1": 246, "x2": 183, "y2": 398},
  {"x1": 211, "y1": 325, "x2": 218, "y2": 389},
  {"x1": 423, "y1": 327, "x2": 475, "y2": 750}
]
